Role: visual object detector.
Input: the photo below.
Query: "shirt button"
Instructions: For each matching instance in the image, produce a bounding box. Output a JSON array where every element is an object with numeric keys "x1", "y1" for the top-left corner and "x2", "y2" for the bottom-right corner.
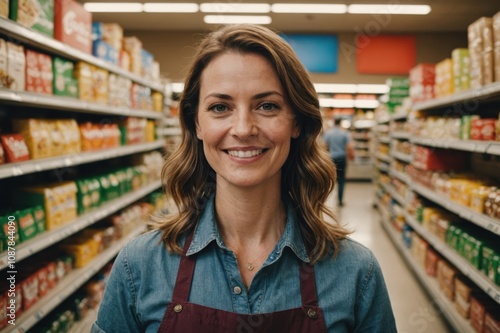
[
  {"x1": 233, "y1": 286, "x2": 242, "y2": 294},
  {"x1": 174, "y1": 304, "x2": 183, "y2": 313}
]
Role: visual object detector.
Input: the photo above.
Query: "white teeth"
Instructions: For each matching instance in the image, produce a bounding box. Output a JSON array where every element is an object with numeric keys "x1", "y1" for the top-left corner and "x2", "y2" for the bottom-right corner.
[{"x1": 227, "y1": 149, "x2": 264, "y2": 158}]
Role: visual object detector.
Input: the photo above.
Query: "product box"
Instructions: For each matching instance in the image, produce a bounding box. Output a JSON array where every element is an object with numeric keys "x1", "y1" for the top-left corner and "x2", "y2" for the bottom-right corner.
[
  {"x1": 35, "y1": 266, "x2": 49, "y2": 298},
  {"x1": 470, "y1": 118, "x2": 497, "y2": 141},
  {"x1": 54, "y1": 0, "x2": 92, "y2": 54},
  {"x1": 74, "y1": 62, "x2": 93, "y2": 101},
  {"x1": 6, "y1": 42, "x2": 25, "y2": 91},
  {"x1": 19, "y1": 273, "x2": 38, "y2": 311},
  {"x1": 482, "y1": 50, "x2": 494, "y2": 85},
  {"x1": 119, "y1": 49, "x2": 131, "y2": 71},
  {"x1": 495, "y1": 45, "x2": 500, "y2": 83},
  {"x1": 436, "y1": 260, "x2": 457, "y2": 301},
  {"x1": 470, "y1": 295, "x2": 497, "y2": 333},
  {"x1": 455, "y1": 277, "x2": 476, "y2": 318},
  {"x1": 13, "y1": 208, "x2": 37, "y2": 242},
  {"x1": 32, "y1": 205, "x2": 46, "y2": 234},
  {"x1": 12, "y1": 118, "x2": 51, "y2": 159},
  {"x1": 92, "y1": 22, "x2": 123, "y2": 51},
  {"x1": 92, "y1": 67, "x2": 109, "y2": 105},
  {"x1": 60, "y1": 239, "x2": 94, "y2": 268},
  {"x1": 0, "y1": 134, "x2": 30, "y2": 163},
  {"x1": 425, "y1": 247, "x2": 440, "y2": 276},
  {"x1": 494, "y1": 11, "x2": 500, "y2": 47},
  {"x1": 141, "y1": 49, "x2": 154, "y2": 79},
  {"x1": 122, "y1": 36, "x2": 142, "y2": 75},
  {"x1": 25, "y1": 49, "x2": 53, "y2": 95},
  {"x1": 52, "y1": 57, "x2": 78, "y2": 98},
  {"x1": 17, "y1": 182, "x2": 77, "y2": 230},
  {"x1": 434, "y1": 58, "x2": 453, "y2": 98},
  {"x1": 411, "y1": 146, "x2": 469, "y2": 171},
  {"x1": 9, "y1": 0, "x2": 54, "y2": 37},
  {"x1": 93, "y1": 40, "x2": 119, "y2": 65},
  {"x1": 0, "y1": 0, "x2": 8, "y2": 18},
  {"x1": 0, "y1": 293, "x2": 6, "y2": 329}
]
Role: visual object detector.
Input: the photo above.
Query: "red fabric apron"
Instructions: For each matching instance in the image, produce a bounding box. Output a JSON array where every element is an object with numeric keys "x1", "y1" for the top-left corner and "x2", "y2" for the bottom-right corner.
[{"x1": 158, "y1": 233, "x2": 328, "y2": 333}]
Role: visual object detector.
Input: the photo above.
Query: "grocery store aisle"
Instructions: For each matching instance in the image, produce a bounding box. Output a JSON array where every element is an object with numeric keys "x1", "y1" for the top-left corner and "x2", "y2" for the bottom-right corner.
[{"x1": 331, "y1": 182, "x2": 453, "y2": 333}]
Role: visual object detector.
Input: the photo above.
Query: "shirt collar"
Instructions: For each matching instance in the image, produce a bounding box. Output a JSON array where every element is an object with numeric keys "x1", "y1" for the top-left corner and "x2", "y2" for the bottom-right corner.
[{"x1": 186, "y1": 194, "x2": 310, "y2": 263}]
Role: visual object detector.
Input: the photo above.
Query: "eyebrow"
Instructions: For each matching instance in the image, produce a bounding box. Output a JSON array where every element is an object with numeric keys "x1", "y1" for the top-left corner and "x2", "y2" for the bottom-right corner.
[{"x1": 203, "y1": 91, "x2": 284, "y2": 102}]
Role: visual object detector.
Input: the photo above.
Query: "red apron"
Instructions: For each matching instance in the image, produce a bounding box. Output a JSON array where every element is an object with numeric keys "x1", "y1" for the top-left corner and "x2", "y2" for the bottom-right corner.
[{"x1": 158, "y1": 233, "x2": 328, "y2": 333}]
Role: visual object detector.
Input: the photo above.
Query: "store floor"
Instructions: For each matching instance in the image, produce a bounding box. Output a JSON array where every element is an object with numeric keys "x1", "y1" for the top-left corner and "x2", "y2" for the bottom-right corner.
[{"x1": 330, "y1": 182, "x2": 453, "y2": 333}]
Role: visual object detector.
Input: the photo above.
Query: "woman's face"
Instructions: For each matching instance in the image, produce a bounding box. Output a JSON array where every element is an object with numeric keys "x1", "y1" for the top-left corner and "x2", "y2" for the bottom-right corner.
[{"x1": 195, "y1": 52, "x2": 299, "y2": 190}]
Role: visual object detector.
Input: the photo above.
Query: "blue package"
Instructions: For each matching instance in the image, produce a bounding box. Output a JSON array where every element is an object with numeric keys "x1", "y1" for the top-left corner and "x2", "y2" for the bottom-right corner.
[{"x1": 93, "y1": 40, "x2": 119, "y2": 65}]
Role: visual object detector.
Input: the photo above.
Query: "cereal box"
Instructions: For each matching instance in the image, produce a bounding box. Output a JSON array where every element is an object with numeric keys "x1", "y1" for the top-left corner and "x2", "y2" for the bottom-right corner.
[
  {"x1": 9, "y1": 0, "x2": 54, "y2": 37},
  {"x1": 54, "y1": 0, "x2": 92, "y2": 54},
  {"x1": 25, "y1": 49, "x2": 53, "y2": 95},
  {"x1": 52, "y1": 57, "x2": 78, "y2": 98},
  {"x1": 6, "y1": 42, "x2": 25, "y2": 91}
]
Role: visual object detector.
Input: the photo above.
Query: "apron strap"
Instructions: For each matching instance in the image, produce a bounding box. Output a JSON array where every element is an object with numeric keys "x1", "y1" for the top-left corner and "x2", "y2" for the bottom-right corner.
[
  {"x1": 171, "y1": 232, "x2": 196, "y2": 302},
  {"x1": 299, "y1": 260, "x2": 319, "y2": 307}
]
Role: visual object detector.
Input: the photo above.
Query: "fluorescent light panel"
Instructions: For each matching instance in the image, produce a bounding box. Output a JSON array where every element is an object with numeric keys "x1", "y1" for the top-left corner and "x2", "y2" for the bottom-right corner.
[
  {"x1": 200, "y1": 3, "x2": 270, "y2": 13},
  {"x1": 272, "y1": 3, "x2": 347, "y2": 14},
  {"x1": 83, "y1": 2, "x2": 143, "y2": 12},
  {"x1": 354, "y1": 100, "x2": 380, "y2": 108},
  {"x1": 204, "y1": 15, "x2": 272, "y2": 24},
  {"x1": 357, "y1": 84, "x2": 390, "y2": 94},
  {"x1": 348, "y1": 4, "x2": 431, "y2": 15},
  {"x1": 319, "y1": 98, "x2": 355, "y2": 108},
  {"x1": 143, "y1": 3, "x2": 199, "y2": 13}
]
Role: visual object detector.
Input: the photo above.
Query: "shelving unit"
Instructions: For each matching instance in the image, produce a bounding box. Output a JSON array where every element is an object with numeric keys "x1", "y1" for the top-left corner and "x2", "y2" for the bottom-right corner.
[
  {"x1": 375, "y1": 71, "x2": 500, "y2": 329},
  {"x1": 0, "y1": 226, "x2": 146, "y2": 333},
  {"x1": 0, "y1": 16, "x2": 168, "y2": 332}
]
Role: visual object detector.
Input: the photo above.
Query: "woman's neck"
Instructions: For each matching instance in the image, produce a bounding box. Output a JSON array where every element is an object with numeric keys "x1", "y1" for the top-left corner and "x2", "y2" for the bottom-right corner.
[{"x1": 215, "y1": 183, "x2": 285, "y2": 246}]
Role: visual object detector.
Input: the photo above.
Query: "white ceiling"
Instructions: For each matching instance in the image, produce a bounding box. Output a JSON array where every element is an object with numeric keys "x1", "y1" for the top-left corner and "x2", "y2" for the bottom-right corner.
[{"x1": 81, "y1": 0, "x2": 500, "y2": 33}]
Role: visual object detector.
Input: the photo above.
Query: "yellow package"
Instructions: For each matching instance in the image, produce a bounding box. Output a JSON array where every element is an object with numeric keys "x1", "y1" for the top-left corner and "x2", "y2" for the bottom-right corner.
[
  {"x1": 470, "y1": 186, "x2": 492, "y2": 213},
  {"x1": 60, "y1": 240, "x2": 94, "y2": 268},
  {"x1": 145, "y1": 121, "x2": 155, "y2": 142},
  {"x1": 75, "y1": 62, "x2": 94, "y2": 102},
  {"x1": 45, "y1": 120, "x2": 65, "y2": 157},
  {"x1": 92, "y1": 67, "x2": 109, "y2": 105},
  {"x1": 12, "y1": 118, "x2": 51, "y2": 159}
]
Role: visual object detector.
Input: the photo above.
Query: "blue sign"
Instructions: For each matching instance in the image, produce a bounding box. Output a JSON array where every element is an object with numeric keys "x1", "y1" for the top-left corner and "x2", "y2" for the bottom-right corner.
[{"x1": 281, "y1": 34, "x2": 338, "y2": 73}]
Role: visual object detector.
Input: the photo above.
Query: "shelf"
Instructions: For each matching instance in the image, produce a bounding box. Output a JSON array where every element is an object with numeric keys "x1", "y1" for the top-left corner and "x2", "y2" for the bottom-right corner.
[
  {"x1": 377, "y1": 136, "x2": 391, "y2": 144},
  {"x1": 412, "y1": 82, "x2": 500, "y2": 112},
  {"x1": 389, "y1": 169, "x2": 411, "y2": 184},
  {"x1": 0, "y1": 18, "x2": 163, "y2": 92},
  {"x1": 0, "y1": 181, "x2": 161, "y2": 270},
  {"x1": 157, "y1": 127, "x2": 182, "y2": 136},
  {"x1": 380, "y1": 216, "x2": 476, "y2": 333},
  {"x1": 382, "y1": 183, "x2": 406, "y2": 207},
  {"x1": 375, "y1": 153, "x2": 391, "y2": 163},
  {"x1": 404, "y1": 212, "x2": 500, "y2": 304},
  {"x1": 391, "y1": 131, "x2": 411, "y2": 140},
  {"x1": 376, "y1": 116, "x2": 391, "y2": 124},
  {"x1": 68, "y1": 307, "x2": 98, "y2": 333},
  {"x1": 374, "y1": 162, "x2": 389, "y2": 172},
  {"x1": 0, "y1": 141, "x2": 164, "y2": 180},
  {"x1": 391, "y1": 112, "x2": 408, "y2": 121},
  {"x1": 0, "y1": 226, "x2": 146, "y2": 333},
  {"x1": 410, "y1": 136, "x2": 500, "y2": 156},
  {"x1": 0, "y1": 89, "x2": 162, "y2": 119},
  {"x1": 411, "y1": 182, "x2": 500, "y2": 236},
  {"x1": 390, "y1": 150, "x2": 412, "y2": 163}
]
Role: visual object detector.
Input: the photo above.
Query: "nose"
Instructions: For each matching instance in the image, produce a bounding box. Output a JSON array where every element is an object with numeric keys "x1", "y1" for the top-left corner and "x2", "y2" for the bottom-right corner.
[{"x1": 230, "y1": 108, "x2": 258, "y2": 139}]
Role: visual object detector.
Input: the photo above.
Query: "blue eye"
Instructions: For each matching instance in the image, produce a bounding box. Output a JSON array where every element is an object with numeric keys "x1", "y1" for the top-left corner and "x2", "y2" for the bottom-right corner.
[
  {"x1": 209, "y1": 104, "x2": 229, "y2": 112},
  {"x1": 259, "y1": 102, "x2": 279, "y2": 111}
]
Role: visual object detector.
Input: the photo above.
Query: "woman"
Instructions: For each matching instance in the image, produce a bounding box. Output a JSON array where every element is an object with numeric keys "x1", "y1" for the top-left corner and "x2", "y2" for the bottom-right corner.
[{"x1": 92, "y1": 24, "x2": 397, "y2": 333}]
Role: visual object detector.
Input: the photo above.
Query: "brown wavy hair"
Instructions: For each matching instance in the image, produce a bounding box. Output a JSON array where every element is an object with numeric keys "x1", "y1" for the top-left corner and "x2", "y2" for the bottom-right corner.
[{"x1": 151, "y1": 24, "x2": 351, "y2": 263}]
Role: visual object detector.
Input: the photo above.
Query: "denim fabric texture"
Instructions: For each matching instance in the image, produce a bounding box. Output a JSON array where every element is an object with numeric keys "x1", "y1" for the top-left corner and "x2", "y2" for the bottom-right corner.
[{"x1": 92, "y1": 195, "x2": 397, "y2": 333}]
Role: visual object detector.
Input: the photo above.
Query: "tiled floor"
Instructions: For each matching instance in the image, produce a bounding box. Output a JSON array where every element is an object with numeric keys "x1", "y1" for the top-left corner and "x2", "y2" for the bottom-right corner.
[{"x1": 330, "y1": 182, "x2": 454, "y2": 333}]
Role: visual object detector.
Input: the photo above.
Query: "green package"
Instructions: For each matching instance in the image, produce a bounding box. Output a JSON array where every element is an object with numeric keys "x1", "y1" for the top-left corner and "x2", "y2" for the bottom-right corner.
[
  {"x1": 88, "y1": 178, "x2": 102, "y2": 209},
  {"x1": 76, "y1": 179, "x2": 91, "y2": 215},
  {"x1": 53, "y1": 57, "x2": 78, "y2": 98},
  {"x1": 32, "y1": 205, "x2": 46, "y2": 234},
  {"x1": 9, "y1": 0, "x2": 54, "y2": 37},
  {"x1": 14, "y1": 208, "x2": 37, "y2": 242}
]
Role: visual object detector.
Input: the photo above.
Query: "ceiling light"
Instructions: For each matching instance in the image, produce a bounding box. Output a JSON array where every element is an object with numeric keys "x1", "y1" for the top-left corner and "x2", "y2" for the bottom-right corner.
[
  {"x1": 348, "y1": 4, "x2": 431, "y2": 15},
  {"x1": 143, "y1": 3, "x2": 199, "y2": 13},
  {"x1": 271, "y1": 4, "x2": 347, "y2": 14},
  {"x1": 357, "y1": 84, "x2": 390, "y2": 94},
  {"x1": 83, "y1": 2, "x2": 143, "y2": 12},
  {"x1": 200, "y1": 3, "x2": 270, "y2": 13},
  {"x1": 314, "y1": 83, "x2": 357, "y2": 93},
  {"x1": 204, "y1": 15, "x2": 272, "y2": 24}
]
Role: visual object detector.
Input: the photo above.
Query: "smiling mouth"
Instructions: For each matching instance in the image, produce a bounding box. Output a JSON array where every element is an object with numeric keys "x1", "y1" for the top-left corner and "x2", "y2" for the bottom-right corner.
[{"x1": 226, "y1": 149, "x2": 266, "y2": 158}]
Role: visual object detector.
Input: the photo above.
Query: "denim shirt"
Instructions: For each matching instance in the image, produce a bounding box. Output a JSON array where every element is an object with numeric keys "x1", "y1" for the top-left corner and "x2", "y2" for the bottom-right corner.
[{"x1": 92, "y1": 196, "x2": 397, "y2": 333}]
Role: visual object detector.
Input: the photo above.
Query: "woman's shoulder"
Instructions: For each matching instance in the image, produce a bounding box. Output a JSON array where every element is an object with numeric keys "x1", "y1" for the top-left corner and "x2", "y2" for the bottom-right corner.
[
  {"x1": 119, "y1": 229, "x2": 172, "y2": 262},
  {"x1": 317, "y1": 237, "x2": 378, "y2": 272}
]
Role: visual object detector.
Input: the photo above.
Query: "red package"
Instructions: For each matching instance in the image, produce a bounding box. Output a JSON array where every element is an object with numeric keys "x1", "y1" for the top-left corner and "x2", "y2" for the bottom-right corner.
[
  {"x1": 24, "y1": 50, "x2": 53, "y2": 95},
  {"x1": 0, "y1": 134, "x2": 30, "y2": 163},
  {"x1": 36, "y1": 267, "x2": 49, "y2": 298},
  {"x1": 425, "y1": 248, "x2": 440, "y2": 277},
  {"x1": 44, "y1": 262, "x2": 57, "y2": 289},
  {"x1": 470, "y1": 118, "x2": 497, "y2": 141},
  {"x1": 471, "y1": 295, "x2": 497, "y2": 333},
  {"x1": 20, "y1": 274, "x2": 38, "y2": 311},
  {"x1": 54, "y1": 0, "x2": 92, "y2": 54},
  {"x1": 412, "y1": 146, "x2": 468, "y2": 171}
]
